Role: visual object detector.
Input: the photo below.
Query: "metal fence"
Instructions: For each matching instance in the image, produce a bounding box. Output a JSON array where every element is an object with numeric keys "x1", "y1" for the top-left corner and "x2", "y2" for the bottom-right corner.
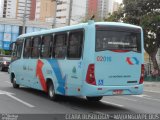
[{"x1": 144, "y1": 63, "x2": 160, "y2": 81}]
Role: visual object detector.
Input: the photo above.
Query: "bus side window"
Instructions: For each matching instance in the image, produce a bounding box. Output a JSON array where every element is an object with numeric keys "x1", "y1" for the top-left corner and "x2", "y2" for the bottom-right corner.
[
  {"x1": 23, "y1": 38, "x2": 32, "y2": 58},
  {"x1": 67, "y1": 31, "x2": 83, "y2": 59},
  {"x1": 12, "y1": 40, "x2": 23, "y2": 61},
  {"x1": 31, "y1": 37, "x2": 41, "y2": 58},
  {"x1": 54, "y1": 33, "x2": 67, "y2": 59},
  {"x1": 41, "y1": 35, "x2": 52, "y2": 58}
]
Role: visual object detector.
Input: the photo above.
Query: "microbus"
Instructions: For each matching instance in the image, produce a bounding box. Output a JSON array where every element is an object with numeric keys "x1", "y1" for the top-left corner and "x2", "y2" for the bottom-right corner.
[{"x1": 9, "y1": 21, "x2": 144, "y2": 101}]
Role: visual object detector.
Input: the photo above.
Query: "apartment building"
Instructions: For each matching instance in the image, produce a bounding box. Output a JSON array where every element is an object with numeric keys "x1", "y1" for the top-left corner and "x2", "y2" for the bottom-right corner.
[
  {"x1": 87, "y1": 0, "x2": 119, "y2": 20},
  {"x1": 56, "y1": 0, "x2": 87, "y2": 26},
  {"x1": 0, "y1": 0, "x2": 55, "y2": 22},
  {"x1": 16, "y1": 0, "x2": 31, "y2": 20},
  {"x1": 0, "y1": 0, "x2": 17, "y2": 18},
  {"x1": 35, "y1": 0, "x2": 56, "y2": 22}
]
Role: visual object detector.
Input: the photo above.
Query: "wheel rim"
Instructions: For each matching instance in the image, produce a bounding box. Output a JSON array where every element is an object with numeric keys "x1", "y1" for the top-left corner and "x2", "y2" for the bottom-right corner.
[
  {"x1": 49, "y1": 85, "x2": 54, "y2": 98},
  {"x1": 13, "y1": 78, "x2": 16, "y2": 85}
]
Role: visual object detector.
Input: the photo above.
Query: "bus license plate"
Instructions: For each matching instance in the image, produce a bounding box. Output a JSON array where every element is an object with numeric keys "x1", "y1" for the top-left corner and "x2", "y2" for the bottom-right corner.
[{"x1": 113, "y1": 90, "x2": 123, "y2": 95}]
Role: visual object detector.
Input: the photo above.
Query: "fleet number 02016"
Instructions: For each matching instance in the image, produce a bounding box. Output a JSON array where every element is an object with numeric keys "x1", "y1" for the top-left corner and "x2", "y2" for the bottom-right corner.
[{"x1": 96, "y1": 56, "x2": 112, "y2": 62}]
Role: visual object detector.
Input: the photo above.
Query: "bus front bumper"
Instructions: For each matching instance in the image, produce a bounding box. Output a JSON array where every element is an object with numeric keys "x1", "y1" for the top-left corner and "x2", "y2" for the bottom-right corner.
[{"x1": 82, "y1": 84, "x2": 143, "y2": 96}]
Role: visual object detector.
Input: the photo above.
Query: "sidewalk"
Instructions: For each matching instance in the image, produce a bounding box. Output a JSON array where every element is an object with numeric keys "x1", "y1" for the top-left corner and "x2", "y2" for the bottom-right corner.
[{"x1": 144, "y1": 81, "x2": 160, "y2": 92}]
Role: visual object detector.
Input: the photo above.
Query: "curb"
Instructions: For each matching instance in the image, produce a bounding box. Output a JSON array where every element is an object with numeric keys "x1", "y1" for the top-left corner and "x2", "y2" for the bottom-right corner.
[{"x1": 144, "y1": 82, "x2": 160, "y2": 88}]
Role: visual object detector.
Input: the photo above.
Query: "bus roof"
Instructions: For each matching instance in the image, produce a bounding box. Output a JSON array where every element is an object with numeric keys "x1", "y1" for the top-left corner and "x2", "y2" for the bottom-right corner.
[
  {"x1": 17, "y1": 21, "x2": 141, "y2": 40},
  {"x1": 17, "y1": 23, "x2": 87, "y2": 39}
]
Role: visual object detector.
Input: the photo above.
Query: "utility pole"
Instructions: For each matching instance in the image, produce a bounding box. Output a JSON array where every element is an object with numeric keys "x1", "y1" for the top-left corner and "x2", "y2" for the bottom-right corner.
[
  {"x1": 68, "y1": 0, "x2": 73, "y2": 26},
  {"x1": 22, "y1": 0, "x2": 27, "y2": 34},
  {"x1": 52, "y1": 0, "x2": 57, "y2": 28}
]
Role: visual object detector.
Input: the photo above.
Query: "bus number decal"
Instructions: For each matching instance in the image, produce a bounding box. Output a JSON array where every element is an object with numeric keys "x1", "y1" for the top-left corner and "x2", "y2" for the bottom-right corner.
[{"x1": 97, "y1": 56, "x2": 111, "y2": 62}]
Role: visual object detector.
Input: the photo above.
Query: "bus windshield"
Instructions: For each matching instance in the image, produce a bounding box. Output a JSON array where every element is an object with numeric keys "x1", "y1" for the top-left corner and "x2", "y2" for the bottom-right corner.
[{"x1": 96, "y1": 30, "x2": 141, "y2": 52}]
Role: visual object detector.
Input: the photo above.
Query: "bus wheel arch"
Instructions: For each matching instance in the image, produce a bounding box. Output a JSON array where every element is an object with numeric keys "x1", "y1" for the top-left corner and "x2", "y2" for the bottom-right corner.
[
  {"x1": 11, "y1": 73, "x2": 19, "y2": 88},
  {"x1": 46, "y1": 78, "x2": 58, "y2": 101}
]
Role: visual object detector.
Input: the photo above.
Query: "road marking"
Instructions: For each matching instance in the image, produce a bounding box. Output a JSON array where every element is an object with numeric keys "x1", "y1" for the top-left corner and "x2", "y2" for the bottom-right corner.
[
  {"x1": 4, "y1": 81, "x2": 11, "y2": 84},
  {"x1": 142, "y1": 97, "x2": 160, "y2": 103},
  {"x1": 101, "y1": 100, "x2": 123, "y2": 107},
  {"x1": 117, "y1": 96, "x2": 137, "y2": 102},
  {"x1": 6, "y1": 94, "x2": 35, "y2": 108},
  {"x1": 0, "y1": 90, "x2": 14, "y2": 95},
  {"x1": 133, "y1": 94, "x2": 160, "y2": 103},
  {"x1": 0, "y1": 90, "x2": 35, "y2": 108},
  {"x1": 144, "y1": 90, "x2": 160, "y2": 94},
  {"x1": 132, "y1": 94, "x2": 150, "y2": 98}
]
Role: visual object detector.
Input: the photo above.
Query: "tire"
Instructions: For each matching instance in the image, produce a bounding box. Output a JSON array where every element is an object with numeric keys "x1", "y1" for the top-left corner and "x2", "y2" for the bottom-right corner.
[
  {"x1": 48, "y1": 82, "x2": 58, "y2": 101},
  {"x1": 86, "y1": 96, "x2": 103, "y2": 102},
  {"x1": 12, "y1": 76, "x2": 19, "y2": 88}
]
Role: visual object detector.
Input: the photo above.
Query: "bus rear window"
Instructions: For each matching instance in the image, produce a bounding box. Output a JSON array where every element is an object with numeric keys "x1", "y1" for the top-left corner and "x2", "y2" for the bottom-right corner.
[{"x1": 96, "y1": 30, "x2": 141, "y2": 52}]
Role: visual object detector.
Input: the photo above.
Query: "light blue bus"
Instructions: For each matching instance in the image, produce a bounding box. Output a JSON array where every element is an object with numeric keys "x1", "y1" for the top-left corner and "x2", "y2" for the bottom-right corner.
[{"x1": 9, "y1": 21, "x2": 144, "y2": 101}]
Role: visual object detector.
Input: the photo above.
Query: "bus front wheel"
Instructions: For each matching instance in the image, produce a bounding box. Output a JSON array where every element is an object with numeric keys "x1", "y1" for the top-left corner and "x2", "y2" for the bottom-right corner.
[
  {"x1": 86, "y1": 96, "x2": 103, "y2": 102},
  {"x1": 48, "y1": 82, "x2": 58, "y2": 101},
  {"x1": 12, "y1": 76, "x2": 19, "y2": 88}
]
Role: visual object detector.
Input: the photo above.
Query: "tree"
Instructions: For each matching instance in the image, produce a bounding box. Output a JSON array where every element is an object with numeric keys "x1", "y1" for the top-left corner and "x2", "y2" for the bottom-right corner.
[
  {"x1": 106, "y1": 0, "x2": 160, "y2": 75},
  {"x1": 0, "y1": 49, "x2": 5, "y2": 55},
  {"x1": 105, "y1": 4, "x2": 124, "y2": 22},
  {"x1": 141, "y1": 12, "x2": 160, "y2": 75}
]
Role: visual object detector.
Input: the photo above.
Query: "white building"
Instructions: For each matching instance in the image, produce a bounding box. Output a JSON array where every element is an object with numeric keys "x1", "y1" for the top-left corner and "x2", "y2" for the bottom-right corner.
[
  {"x1": 0, "y1": 0, "x2": 4, "y2": 18},
  {"x1": 86, "y1": 0, "x2": 119, "y2": 20},
  {"x1": 71, "y1": 0, "x2": 87, "y2": 24},
  {"x1": 98, "y1": 0, "x2": 115, "y2": 19},
  {"x1": 0, "y1": 0, "x2": 17, "y2": 18},
  {"x1": 56, "y1": 0, "x2": 87, "y2": 26}
]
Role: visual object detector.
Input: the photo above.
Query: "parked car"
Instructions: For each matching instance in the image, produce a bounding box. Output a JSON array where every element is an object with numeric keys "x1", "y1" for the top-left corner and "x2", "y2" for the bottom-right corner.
[{"x1": 0, "y1": 56, "x2": 11, "y2": 72}]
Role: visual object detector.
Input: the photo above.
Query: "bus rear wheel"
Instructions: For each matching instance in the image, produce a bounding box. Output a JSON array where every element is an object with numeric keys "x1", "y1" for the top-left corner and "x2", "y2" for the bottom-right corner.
[
  {"x1": 48, "y1": 82, "x2": 58, "y2": 101},
  {"x1": 12, "y1": 77, "x2": 19, "y2": 88},
  {"x1": 86, "y1": 96, "x2": 103, "y2": 102}
]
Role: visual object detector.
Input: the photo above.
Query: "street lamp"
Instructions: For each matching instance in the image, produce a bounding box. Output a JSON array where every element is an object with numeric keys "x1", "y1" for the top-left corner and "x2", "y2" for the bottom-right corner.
[
  {"x1": 22, "y1": 0, "x2": 27, "y2": 34},
  {"x1": 52, "y1": 0, "x2": 73, "y2": 28},
  {"x1": 52, "y1": 0, "x2": 59, "y2": 28}
]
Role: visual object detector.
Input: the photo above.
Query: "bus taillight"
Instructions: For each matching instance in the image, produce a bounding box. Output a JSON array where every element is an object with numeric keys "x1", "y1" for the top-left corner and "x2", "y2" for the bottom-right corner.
[
  {"x1": 139, "y1": 64, "x2": 144, "y2": 84},
  {"x1": 86, "y1": 64, "x2": 96, "y2": 85}
]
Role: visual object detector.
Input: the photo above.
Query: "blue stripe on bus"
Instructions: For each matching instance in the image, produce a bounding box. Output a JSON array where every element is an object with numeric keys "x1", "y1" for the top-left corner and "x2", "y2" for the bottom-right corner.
[{"x1": 47, "y1": 59, "x2": 66, "y2": 95}]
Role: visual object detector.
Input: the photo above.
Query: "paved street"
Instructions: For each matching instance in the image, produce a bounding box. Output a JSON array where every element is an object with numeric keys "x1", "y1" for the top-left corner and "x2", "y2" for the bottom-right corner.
[{"x1": 0, "y1": 71, "x2": 160, "y2": 115}]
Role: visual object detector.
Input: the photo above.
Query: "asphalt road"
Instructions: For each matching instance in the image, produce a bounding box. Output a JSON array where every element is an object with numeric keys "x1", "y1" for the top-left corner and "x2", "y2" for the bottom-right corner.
[{"x1": 0, "y1": 71, "x2": 160, "y2": 119}]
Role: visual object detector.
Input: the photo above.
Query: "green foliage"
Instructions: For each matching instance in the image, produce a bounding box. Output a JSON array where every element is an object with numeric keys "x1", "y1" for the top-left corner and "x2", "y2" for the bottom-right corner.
[
  {"x1": 0, "y1": 49, "x2": 11, "y2": 55},
  {"x1": 105, "y1": 4, "x2": 124, "y2": 22},
  {"x1": 141, "y1": 12, "x2": 160, "y2": 55},
  {"x1": 0, "y1": 49, "x2": 5, "y2": 55},
  {"x1": 4, "y1": 50, "x2": 11, "y2": 55}
]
